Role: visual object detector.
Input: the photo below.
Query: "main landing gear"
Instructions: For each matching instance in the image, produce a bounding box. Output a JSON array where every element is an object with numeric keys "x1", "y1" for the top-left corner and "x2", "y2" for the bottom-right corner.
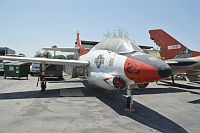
[
  {"x1": 37, "y1": 63, "x2": 47, "y2": 92},
  {"x1": 171, "y1": 74, "x2": 175, "y2": 84},
  {"x1": 40, "y1": 75, "x2": 46, "y2": 92},
  {"x1": 124, "y1": 85, "x2": 136, "y2": 112}
]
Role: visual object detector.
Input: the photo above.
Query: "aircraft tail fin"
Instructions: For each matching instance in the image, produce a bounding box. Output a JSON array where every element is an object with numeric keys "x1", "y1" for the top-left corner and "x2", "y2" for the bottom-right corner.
[
  {"x1": 149, "y1": 29, "x2": 200, "y2": 59},
  {"x1": 76, "y1": 32, "x2": 88, "y2": 56}
]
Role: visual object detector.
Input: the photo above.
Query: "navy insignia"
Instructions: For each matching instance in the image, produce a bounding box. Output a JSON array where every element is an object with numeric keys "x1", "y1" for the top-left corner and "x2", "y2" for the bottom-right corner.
[{"x1": 94, "y1": 54, "x2": 105, "y2": 68}]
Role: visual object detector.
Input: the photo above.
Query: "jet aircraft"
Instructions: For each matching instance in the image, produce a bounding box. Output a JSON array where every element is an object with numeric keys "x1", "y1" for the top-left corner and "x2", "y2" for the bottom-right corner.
[
  {"x1": 149, "y1": 29, "x2": 200, "y2": 81},
  {"x1": 0, "y1": 32, "x2": 172, "y2": 108}
]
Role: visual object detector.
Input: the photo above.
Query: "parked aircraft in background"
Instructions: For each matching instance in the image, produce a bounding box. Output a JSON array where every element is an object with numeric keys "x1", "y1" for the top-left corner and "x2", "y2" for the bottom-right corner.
[
  {"x1": 149, "y1": 29, "x2": 200, "y2": 81},
  {"x1": 0, "y1": 32, "x2": 172, "y2": 108}
]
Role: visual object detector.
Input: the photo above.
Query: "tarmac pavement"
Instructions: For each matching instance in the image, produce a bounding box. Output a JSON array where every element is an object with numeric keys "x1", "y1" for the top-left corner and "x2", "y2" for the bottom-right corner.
[{"x1": 0, "y1": 76, "x2": 199, "y2": 133}]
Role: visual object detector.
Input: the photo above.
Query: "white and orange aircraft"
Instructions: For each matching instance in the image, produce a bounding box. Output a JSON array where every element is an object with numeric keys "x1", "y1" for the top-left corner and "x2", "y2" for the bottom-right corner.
[{"x1": 0, "y1": 32, "x2": 172, "y2": 108}]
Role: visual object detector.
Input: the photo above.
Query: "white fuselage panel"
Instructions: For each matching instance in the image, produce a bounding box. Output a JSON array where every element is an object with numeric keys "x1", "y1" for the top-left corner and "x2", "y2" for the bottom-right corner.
[{"x1": 80, "y1": 50, "x2": 133, "y2": 90}]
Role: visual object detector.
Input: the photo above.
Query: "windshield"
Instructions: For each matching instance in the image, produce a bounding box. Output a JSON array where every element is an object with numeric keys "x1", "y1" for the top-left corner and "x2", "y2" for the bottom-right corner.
[
  {"x1": 130, "y1": 42, "x2": 143, "y2": 52},
  {"x1": 91, "y1": 38, "x2": 143, "y2": 53}
]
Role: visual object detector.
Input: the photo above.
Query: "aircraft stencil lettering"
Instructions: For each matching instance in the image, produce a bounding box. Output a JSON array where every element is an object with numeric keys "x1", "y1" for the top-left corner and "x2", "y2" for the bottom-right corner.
[
  {"x1": 126, "y1": 62, "x2": 140, "y2": 74},
  {"x1": 168, "y1": 44, "x2": 181, "y2": 50},
  {"x1": 109, "y1": 58, "x2": 114, "y2": 66}
]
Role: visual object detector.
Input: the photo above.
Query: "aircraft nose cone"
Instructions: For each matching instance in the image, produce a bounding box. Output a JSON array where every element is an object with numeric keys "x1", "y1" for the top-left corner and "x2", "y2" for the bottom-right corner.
[{"x1": 158, "y1": 65, "x2": 172, "y2": 78}]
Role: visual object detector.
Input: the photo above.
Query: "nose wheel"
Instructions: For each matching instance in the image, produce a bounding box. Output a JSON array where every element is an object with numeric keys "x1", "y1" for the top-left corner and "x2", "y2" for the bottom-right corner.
[{"x1": 124, "y1": 85, "x2": 136, "y2": 112}]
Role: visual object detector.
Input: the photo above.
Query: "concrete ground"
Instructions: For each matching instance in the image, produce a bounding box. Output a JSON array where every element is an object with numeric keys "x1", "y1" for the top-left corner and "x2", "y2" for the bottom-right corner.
[{"x1": 0, "y1": 76, "x2": 199, "y2": 133}]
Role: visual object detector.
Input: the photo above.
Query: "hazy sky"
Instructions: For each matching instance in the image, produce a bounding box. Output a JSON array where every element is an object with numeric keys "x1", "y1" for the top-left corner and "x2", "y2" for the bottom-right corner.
[{"x1": 0, "y1": 0, "x2": 200, "y2": 56}]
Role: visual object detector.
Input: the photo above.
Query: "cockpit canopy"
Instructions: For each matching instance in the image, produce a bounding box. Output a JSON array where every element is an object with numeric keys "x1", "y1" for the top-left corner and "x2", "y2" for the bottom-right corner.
[{"x1": 91, "y1": 38, "x2": 143, "y2": 53}]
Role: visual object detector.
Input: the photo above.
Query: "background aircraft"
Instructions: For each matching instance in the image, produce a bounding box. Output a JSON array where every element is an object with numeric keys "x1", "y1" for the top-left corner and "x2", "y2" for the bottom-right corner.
[
  {"x1": 0, "y1": 32, "x2": 172, "y2": 108},
  {"x1": 149, "y1": 29, "x2": 200, "y2": 81}
]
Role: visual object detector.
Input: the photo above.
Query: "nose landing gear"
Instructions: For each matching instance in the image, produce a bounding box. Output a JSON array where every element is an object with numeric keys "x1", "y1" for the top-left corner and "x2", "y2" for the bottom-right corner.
[{"x1": 124, "y1": 85, "x2": 136, "y2": 112}]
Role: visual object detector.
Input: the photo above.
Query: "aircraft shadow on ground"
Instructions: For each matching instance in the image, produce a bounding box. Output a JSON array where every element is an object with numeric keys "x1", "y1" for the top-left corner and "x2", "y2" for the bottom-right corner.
[
  {"x1": 159, "y1": 81, "x2": 200, "y2": 89},
  {"x1": 132, "y1": 87, "x2": 186, "y2": 95},
  {"x1": 48, "y1": 80, "x2": 83, "y2": 83},
  {"x1": 0, "y1": 81, "x2": 188, "y2": 133},
  {"x1": 0, "y1": 87, "x2": 86, "y2": 100},
  {"x1": 97, "y1": 95, "x2": 188, "y2": 133},
  {"x1": 188, "y1": 99, "x2": 200, "y2": 104},
  {"x1": 157, "y1": 83, "x2": 200, "y2": 95},
  {"x1": 82, "y1": 81, "x2": 188, "y2": 133}
]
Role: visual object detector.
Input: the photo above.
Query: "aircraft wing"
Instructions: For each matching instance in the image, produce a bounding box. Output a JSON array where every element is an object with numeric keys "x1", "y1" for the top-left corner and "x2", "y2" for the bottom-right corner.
[
  {"x1": 164, "y1": 60, "x2": 178, "y2": 65},
  {"x1": 0, "y1": 56, "x2": 89, "y2": 66},
  {"x1": 165, "y1": 58, "x2": 198, "y2": 66},
  {"x1": 165, "y1": 58, "x2": 200, "y2": 81},
  {"x1": 42, "y1": 47, "x2": 91, "y2": 52},
  {"x1": 42, "y1": 48, "x2": 80, "y2": 52}
]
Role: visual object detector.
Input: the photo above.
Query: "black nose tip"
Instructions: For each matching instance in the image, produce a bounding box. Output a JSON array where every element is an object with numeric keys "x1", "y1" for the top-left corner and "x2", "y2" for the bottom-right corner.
[{"x1": 158, "y1": 65, "x2": 172, "y2": 78}]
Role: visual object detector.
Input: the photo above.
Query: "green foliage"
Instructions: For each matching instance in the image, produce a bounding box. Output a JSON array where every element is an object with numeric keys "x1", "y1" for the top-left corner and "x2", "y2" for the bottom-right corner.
[
  {"x1": 34, "y1": 50, "x2": 52, "y2": 58},
  {"x1": 52, "y1": 45, "x2": 57, "y2": 48}
]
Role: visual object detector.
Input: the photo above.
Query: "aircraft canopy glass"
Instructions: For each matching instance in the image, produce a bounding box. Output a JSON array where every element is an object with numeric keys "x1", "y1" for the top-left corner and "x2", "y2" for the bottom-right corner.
[{"x1": 91, "y1": 38, "x2": 143, "y2": 53}]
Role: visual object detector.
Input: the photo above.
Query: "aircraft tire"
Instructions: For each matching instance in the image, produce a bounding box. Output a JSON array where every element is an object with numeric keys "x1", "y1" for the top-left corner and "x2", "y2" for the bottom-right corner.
[
  {"x1": 41, "y1": 82, "x2": 46, "y2": 91},
  {"x1": 126, "y1": 97, "x2": 131, "y2": 109}
]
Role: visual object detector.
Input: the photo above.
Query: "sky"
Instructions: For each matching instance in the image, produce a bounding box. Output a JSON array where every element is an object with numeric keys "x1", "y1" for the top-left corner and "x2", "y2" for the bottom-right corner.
[{"x1": 0, "y1": 0, "x2": 200, "y2": 57}]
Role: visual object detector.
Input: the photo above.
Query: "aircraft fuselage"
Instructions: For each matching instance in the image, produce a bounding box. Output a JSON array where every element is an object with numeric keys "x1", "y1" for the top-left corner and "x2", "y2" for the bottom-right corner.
[{"x1": 80, "y1": 50, "x2": 172, "y2": 90}]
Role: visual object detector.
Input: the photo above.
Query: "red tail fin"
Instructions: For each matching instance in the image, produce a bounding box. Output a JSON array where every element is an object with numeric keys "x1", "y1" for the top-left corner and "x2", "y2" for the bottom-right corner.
[
  {"x1": 149, "y1": 29, "x2": 200, "y2": 59},
  {"x1": 76, "y1": 32, "x2": 87, "y2": 56}
]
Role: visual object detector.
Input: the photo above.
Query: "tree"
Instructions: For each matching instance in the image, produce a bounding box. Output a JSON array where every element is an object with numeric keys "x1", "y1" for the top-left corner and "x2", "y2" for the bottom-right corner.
[{"x1": 35, "y1": 49, "x2": 52, "y2": 58}]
